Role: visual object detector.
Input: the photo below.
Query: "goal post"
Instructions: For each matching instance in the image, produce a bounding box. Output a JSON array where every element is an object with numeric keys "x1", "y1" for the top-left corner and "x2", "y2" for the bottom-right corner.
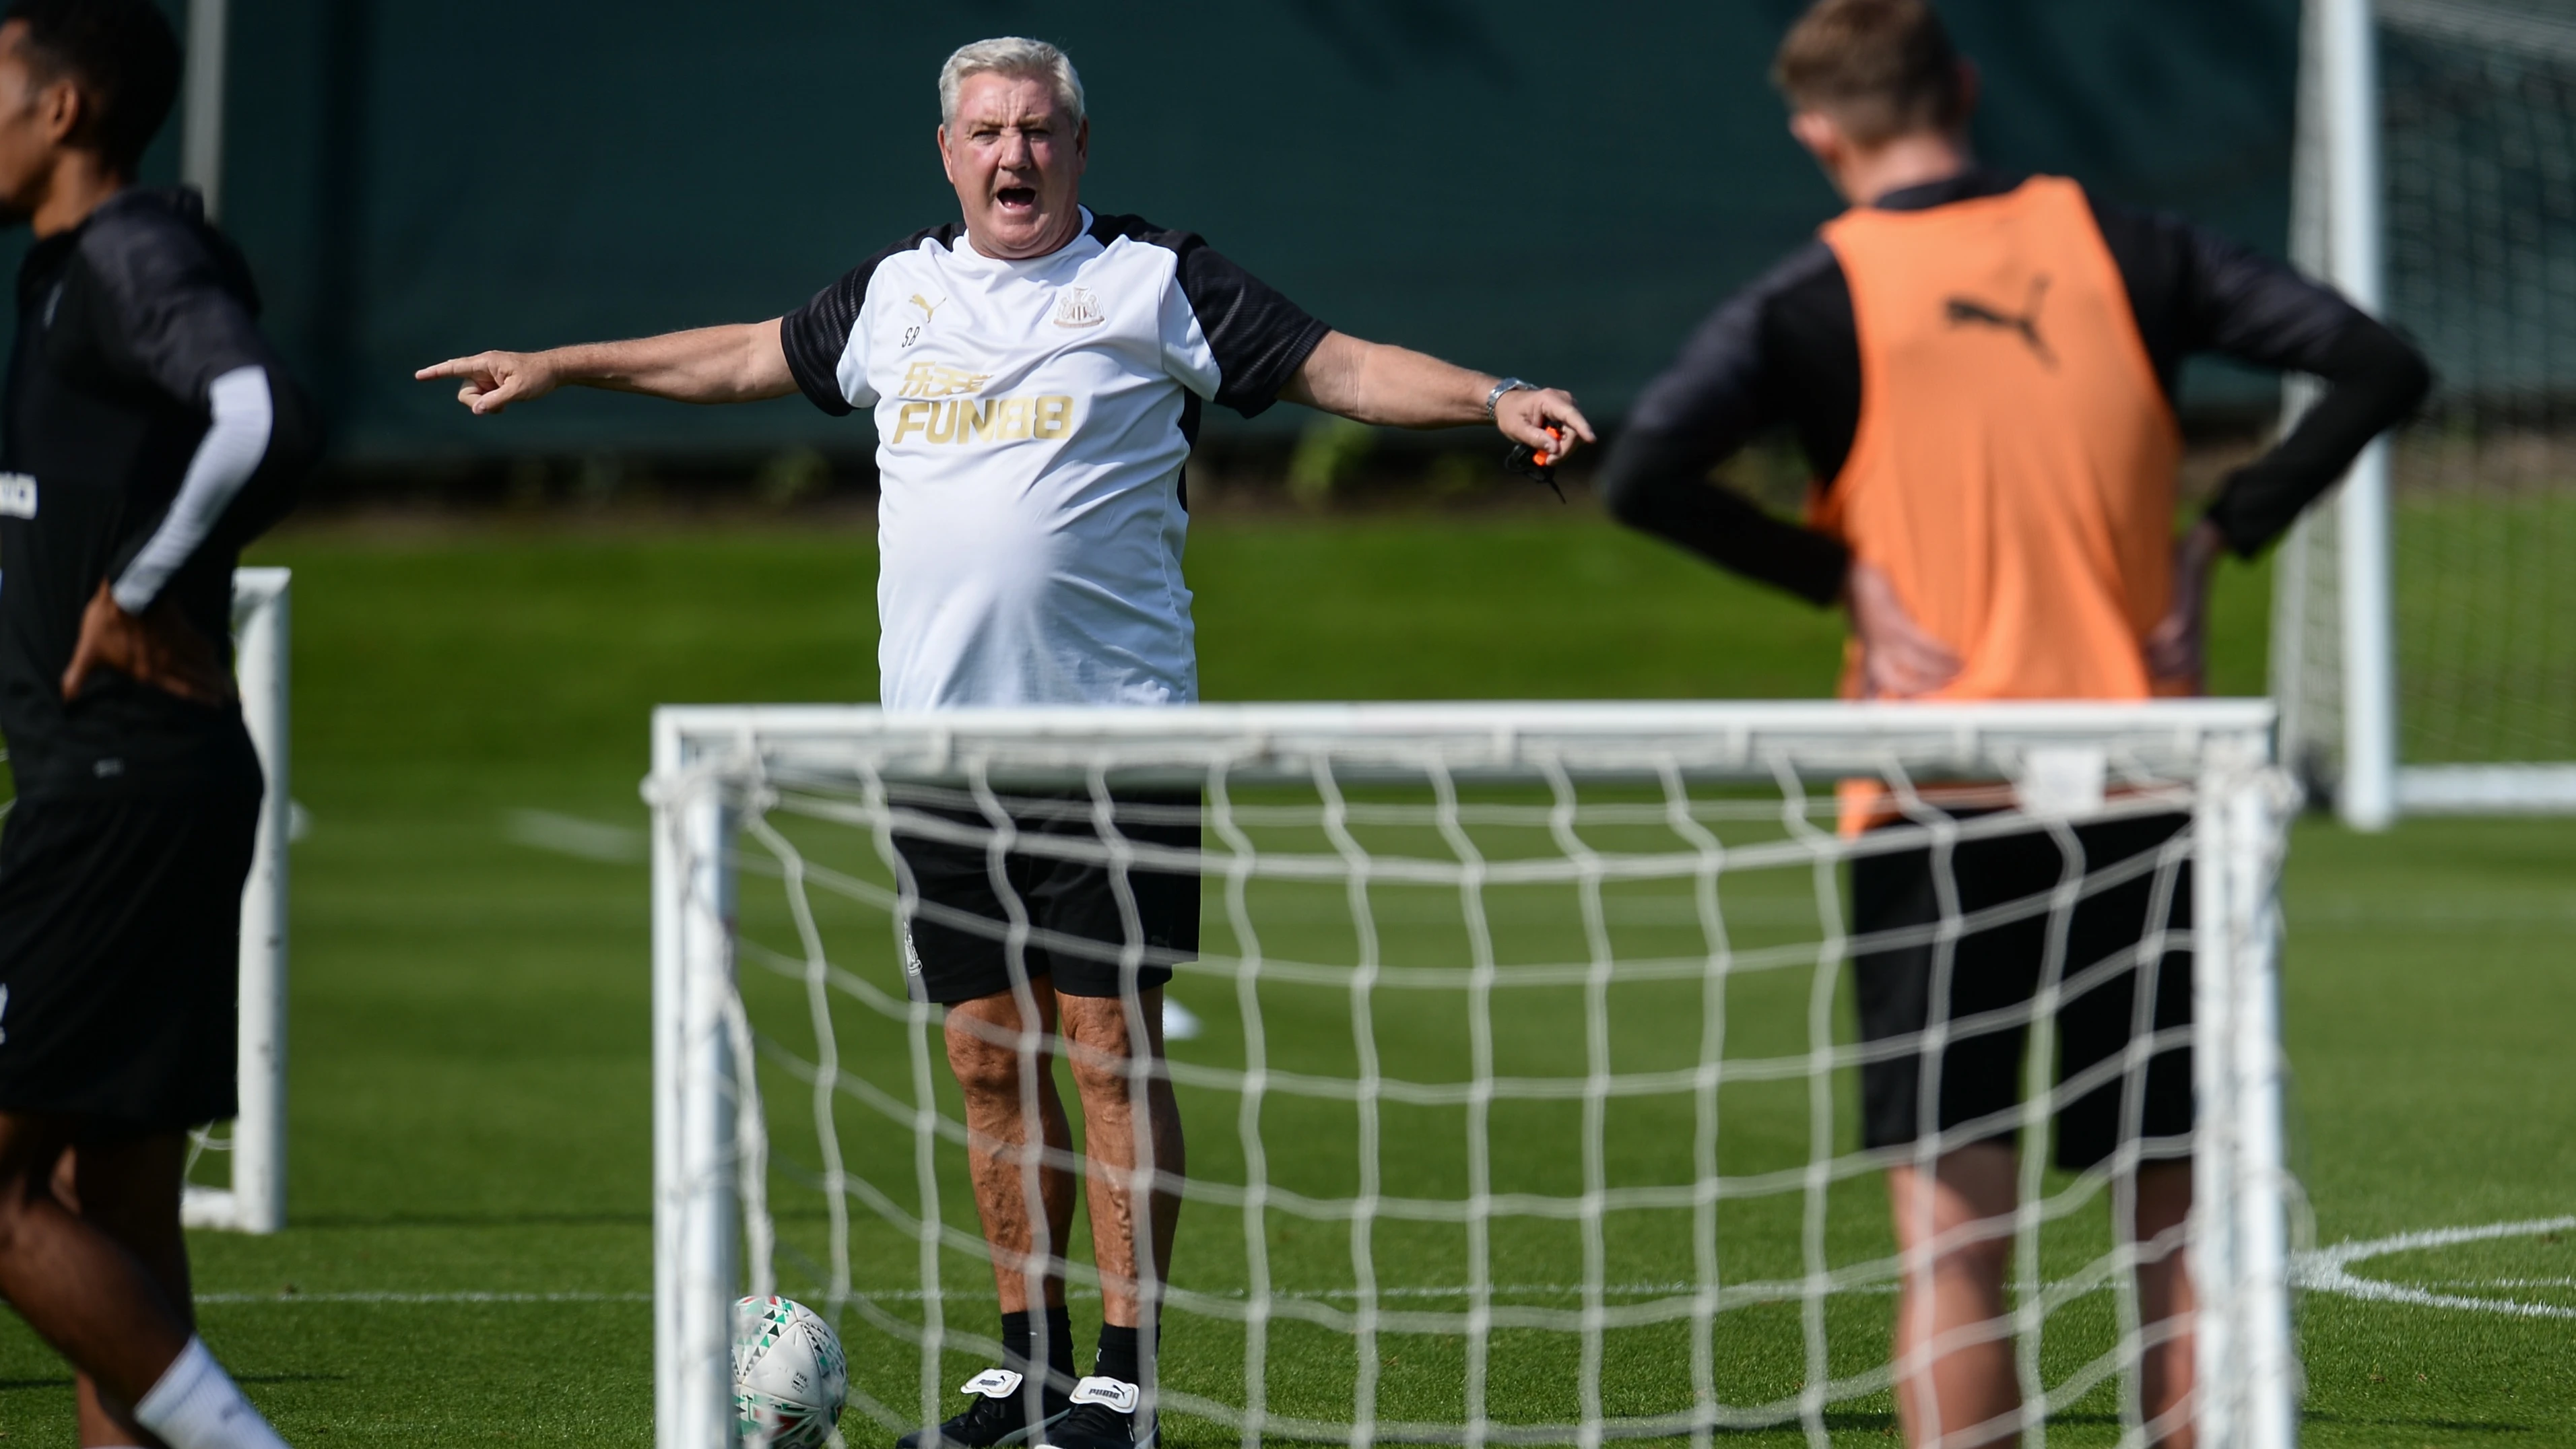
[
  {"x1": 176, "y1": 566, "x2": 292, "y2": 1235},
  {"x1": 2280, "y1": 0, "x2": 2576, "y2": 820},
  {"x1": 649, "y1": 700, "x2": 2299, "y2": 1448}
]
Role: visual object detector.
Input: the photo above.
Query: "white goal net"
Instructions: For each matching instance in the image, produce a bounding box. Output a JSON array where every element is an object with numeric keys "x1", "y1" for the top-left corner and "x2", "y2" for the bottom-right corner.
[
  {"x1": 2277, "y1": 0, "x2": 2576, "y2": 815},
  {"x1": 649, "y1": 702, "x2": 2297, "y2": 1449}
]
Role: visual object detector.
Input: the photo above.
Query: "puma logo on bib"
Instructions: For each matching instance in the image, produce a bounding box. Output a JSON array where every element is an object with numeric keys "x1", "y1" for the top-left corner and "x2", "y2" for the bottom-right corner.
[{"x1": 1945, "y1": 275, "x2": 2056, "y2": 370}]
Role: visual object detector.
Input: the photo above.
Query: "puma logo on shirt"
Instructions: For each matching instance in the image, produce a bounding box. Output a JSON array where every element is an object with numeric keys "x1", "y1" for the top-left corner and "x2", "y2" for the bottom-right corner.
[{"x1": 1946, "y1": 275, "x2": 2057, "y2": 370}]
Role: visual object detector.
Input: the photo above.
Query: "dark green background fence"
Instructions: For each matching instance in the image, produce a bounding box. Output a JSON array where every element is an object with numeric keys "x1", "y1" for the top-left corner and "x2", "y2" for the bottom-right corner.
[{"x1": 59, "y1": 1, "x2": 2302, "y2": 462}]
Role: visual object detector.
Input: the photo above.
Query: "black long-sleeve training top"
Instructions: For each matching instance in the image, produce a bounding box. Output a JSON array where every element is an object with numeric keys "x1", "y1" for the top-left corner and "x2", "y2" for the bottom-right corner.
[
  {"x1": 1597, "y1": 170, "x2": 2434, "y2": 607},
  {"x1": 0, "y1": 187, "x2": 315, "y2": 799}
]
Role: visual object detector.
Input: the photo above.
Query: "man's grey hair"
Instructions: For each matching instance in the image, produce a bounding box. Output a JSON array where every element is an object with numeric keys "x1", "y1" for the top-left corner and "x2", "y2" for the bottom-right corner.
[{"x1": 939, "y1": 37, "x2": 1086, "y2": 128}]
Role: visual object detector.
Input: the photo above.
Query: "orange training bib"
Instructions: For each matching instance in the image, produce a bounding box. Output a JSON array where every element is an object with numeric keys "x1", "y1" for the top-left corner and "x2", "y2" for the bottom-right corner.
[{"x1": 1816, "y1": 176, "x2": 2185, "y2": 704}]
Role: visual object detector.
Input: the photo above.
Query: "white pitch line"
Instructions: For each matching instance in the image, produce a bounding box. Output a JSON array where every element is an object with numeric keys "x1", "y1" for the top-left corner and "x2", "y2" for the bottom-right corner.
[
  {"x1": 2290, "y1": 1215, "x2": 2576, "y2": 1320},
  {"x1": 189, "y1": 1219, "x2": 2576, "y2": 1320},
  {"x1": 837, "y1": 1282, "x2": 1742, "y2": 1303},
  {"x1": 193, "y1": 1283, "x2": 1851, "y2": 1307}
]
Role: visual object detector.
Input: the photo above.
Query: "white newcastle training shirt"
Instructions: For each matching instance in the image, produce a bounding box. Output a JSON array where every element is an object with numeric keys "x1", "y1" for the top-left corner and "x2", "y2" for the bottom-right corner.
[{"x1": 780, "y1": 209, "x2": 1329, "y2": 710}]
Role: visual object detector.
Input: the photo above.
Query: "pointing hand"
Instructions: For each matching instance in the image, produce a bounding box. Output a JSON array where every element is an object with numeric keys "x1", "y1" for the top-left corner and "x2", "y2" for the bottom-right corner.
[{"x1": 415, "y1": 351, "x2": 562, "y2": 415}]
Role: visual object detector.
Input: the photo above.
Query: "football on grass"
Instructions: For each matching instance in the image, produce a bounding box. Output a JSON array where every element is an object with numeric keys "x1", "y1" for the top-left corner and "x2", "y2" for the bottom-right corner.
[{"x1": 734, "y1": 1295, "x2": 850, "y2": 1449}]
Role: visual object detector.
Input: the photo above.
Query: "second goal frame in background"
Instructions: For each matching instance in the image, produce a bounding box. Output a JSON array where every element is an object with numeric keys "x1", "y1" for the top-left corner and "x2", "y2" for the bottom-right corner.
[
  {"x1": 173, "y1": 567, "x2": 292, "y2": 1236},
  {"x1": 2279, "y1": 0, "x2": 2576, "y2": 821}
]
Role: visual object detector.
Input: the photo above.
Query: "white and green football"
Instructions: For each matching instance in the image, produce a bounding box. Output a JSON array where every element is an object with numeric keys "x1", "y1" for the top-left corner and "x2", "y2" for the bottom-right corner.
[{"x1": 733, "y1": 1295, "x2": 850, "y2": 1449}]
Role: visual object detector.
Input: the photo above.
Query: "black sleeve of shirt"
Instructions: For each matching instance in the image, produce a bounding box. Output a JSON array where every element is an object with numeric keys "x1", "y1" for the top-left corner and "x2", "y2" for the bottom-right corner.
[
  {"x1": 1092, "y1": 213, "x2": 1330, "y2": 418},
  {"x1": 1596, "y1": 243, "x2": 1855, "y2": 609},
  {"x1": 77, "y1": 210, "x2": 318, "y2": 577},
  {"x1": 2203, "y1": 318, "x2": 2430, "y2": 555},
  {"x1": 78, "y1": 206, "x2": 279, "y2": 407},
  {"x1": 778, "y1": 224, "x2": 958, "y2": 417},
  {"x1": 2091, "y1": 199, "x2": 2434, "y2": 557}
]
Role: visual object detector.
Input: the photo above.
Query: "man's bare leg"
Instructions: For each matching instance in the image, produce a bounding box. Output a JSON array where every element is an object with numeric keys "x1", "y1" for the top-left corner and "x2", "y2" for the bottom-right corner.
[
  {"x1": 944, "y1": 991, "x2": 1078, "y2": 1315},
  {"x1": 59, "y1": 1134, "x2": 195, "y2": 1448},
  {"x1": 1887, "y1": 1143, "x2": 2019, "y2": 1449},
  {"x1": 0, "y1": 1114, "x2": 191, "y2": 1409},
  {"x1": 1059, "y1": 989, "x2": 1183, "y2": 1330},
  {"x1": 2132, "y1": 1160, "x2": 2195, "y2": 1448}
]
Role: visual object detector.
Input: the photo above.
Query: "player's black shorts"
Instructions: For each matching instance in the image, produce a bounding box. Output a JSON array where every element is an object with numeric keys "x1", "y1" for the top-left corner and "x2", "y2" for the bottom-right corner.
[
  {"x1": 1851, "y1": 809, "x2": 2193, "y2": 1172},
  {"x1": 0, "y1": 788, "x2": 261, "y2": 1128},
  {"x1": 889, "y1": 788, "x2": 1201, "y2": 1007}
]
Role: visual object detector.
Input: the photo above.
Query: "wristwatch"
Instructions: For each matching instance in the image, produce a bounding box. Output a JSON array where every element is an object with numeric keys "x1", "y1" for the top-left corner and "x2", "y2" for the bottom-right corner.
[{"x1": 1484, "y1": 377, "x2": 1535, "y2": 419}]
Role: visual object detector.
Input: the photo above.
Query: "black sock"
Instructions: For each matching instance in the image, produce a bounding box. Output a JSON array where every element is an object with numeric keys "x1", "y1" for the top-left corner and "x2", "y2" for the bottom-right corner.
[
  {"x1": 1093, "y1": 1322, "x2": 1150, "y2": 1388},
  {"x1": 1001, "y1": 1308, "x2": 1079, "y2": 1386},
  {"x1": 1041, "y1": 1305, "x2": 1077, "y2": 1385}
]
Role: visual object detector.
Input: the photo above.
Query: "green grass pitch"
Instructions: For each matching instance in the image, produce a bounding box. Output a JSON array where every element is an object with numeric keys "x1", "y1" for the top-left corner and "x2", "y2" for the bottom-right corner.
[{"x1": 0, "y1": 512, "x2": 2567, "y2": 1446}]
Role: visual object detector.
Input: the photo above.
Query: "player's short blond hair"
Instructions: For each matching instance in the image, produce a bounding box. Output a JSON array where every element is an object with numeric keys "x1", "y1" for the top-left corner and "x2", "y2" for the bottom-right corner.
[
  {"x1": 939, "y1": 37, "x2": 1086, "y2": 129},
  {"x1": 1773, "y1": 0, "x2": 1968, "y2": 147}
]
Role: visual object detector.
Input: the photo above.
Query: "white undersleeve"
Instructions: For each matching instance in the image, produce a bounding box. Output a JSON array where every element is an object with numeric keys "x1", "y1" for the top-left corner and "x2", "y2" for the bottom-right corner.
[{"x1": 112, "y1": 365, "x2": 273, "y2": 614}]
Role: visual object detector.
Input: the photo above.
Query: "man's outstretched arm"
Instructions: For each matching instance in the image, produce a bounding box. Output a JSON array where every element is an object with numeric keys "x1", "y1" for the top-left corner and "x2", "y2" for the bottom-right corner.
[
  {"x1": 1279, "y1": 331, "x2": 1596, "y2": 459},
  {"x1": 416, "y1": 319, "x2": 799, "y2": 414}
]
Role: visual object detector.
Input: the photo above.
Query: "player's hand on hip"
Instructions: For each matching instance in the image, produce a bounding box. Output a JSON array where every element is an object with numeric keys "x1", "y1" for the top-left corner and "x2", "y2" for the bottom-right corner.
[
  {"x1": 414, "y1": 350, "x2": 559, "y2": 415},
  {"x1": 61, "y1": 581, "x2": 237, "y2": 707},
  {"x1": 1846, "y1": 561, "x2": 1963, "y2": 700},
  {"x1": 1494, "y1": 387, "x2": 1596, "y2": 462},
  {"x1": 2144, "y1": 519, "x2": 2224, "y2": 693}
]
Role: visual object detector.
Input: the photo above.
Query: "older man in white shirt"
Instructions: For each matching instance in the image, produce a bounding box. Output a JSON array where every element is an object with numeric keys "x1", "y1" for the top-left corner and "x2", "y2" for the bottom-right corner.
[{"x1": 420, "y1": 34, "x2": 1591, "y2": 1449}]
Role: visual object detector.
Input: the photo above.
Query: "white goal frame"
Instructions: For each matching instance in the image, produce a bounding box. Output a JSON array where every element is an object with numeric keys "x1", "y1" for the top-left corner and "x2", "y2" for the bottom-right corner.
[
  {"x1": 2280, "y1": 0, "x2": 2576, "y2": 822},
  {"x1": 174, "y1": 567, "x2": 292, "y2": 1235},
  {"x1": 647, "y1": 700, "x2": 2297, "y2": 1449}
]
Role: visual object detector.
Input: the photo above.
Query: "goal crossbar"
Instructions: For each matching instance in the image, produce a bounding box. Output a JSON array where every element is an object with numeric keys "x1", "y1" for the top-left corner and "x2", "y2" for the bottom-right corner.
[
  {"x1": 649, "y1": 700, "x2": 2295, "y2": 1449},
  {"x1": 649, "y1": 700, "x2": 2278, "y2": 786}
]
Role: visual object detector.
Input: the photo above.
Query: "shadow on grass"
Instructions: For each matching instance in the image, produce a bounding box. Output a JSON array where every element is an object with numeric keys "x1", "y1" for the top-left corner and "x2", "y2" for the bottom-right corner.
[
  {"x1": 1166, "y1": 1409, "x2": 2435, "y2": 1447},
  {"x1": 282, "y1": 1211, "x2": 651, "y2": 1229},
  {"x1": 2304, "y1": 1411, "x2": 2538, "y2": 1434},
  {"x1": 0, "y1": 1374, "x2": 347, "y2": 1392},
  {"x1": 1166, "y1": 1410, "x2": 2550, "y2": 1446},
  {"x1": 1162, "y1": 1425, "x2": 1904, "y2": 1448}
]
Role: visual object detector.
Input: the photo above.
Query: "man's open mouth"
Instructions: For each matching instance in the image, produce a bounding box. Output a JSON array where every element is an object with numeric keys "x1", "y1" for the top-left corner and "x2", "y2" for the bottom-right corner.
[{"x1": 996, "y1": 187, "x2": 1037, "y2": 210}]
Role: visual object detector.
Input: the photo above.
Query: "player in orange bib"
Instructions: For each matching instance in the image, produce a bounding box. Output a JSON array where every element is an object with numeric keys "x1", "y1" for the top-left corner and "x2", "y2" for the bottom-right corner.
[{"x1": 1599, "y1": 3, "x2": 2429, "y2": 1445}]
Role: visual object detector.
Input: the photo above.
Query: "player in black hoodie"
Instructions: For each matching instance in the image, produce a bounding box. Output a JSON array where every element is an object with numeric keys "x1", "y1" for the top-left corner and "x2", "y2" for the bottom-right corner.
[{"x1": 0, "y1": 3, "x2": 311, "y2": 1447}]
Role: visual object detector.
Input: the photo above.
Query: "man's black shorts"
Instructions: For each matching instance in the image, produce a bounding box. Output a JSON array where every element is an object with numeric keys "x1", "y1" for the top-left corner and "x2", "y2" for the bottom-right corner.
[
  {"x1": 1851, "y1": 810, "x2": 2193, "y2": 1172},
  {"x1": 889, "y1": 788, "x2": 1201, "y2": 1007},
  {"x1": 0, "y1": 789, "x2": 261, "y2": 1128}
]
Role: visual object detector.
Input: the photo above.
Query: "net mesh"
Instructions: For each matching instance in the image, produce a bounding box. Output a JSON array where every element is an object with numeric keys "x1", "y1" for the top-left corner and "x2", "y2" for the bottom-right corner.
[
  {"x1": 669, "y1": 712, "x2": 2295, "y2": 1448},
  {"x1": 2282, "y1": 0, "x2": 2576, "y2": 781}
]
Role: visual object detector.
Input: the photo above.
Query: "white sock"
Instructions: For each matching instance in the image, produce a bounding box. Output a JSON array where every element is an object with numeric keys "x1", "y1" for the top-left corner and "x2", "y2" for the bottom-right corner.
[{"x1": 134, "y1": 1338, "x2": 291, "y2": 1449}]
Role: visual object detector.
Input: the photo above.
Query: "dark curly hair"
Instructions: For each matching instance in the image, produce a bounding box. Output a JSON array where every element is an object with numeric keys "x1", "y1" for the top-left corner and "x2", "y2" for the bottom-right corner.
[{"x1": 5, "y1": 0, "x2": 182, "y2": 175}]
